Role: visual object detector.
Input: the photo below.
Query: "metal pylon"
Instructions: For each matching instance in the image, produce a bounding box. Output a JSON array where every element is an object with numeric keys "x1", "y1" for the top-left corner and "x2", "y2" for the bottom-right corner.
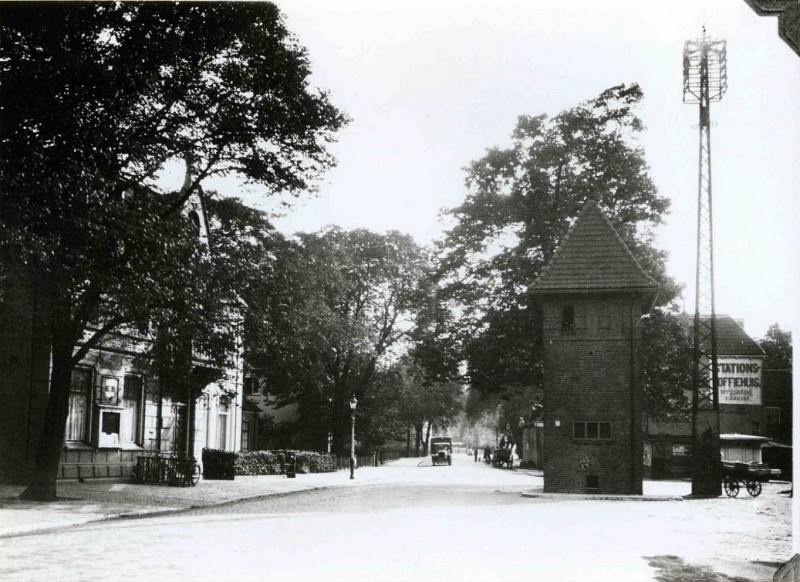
[{"x1": 683, "y1": 29, "x2": 727, "y2": 497}]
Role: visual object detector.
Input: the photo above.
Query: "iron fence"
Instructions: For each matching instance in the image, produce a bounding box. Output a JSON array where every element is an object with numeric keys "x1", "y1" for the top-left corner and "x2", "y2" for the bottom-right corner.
[{"x1": 131, "y1": 455, "x2": 200, "y2": 487}]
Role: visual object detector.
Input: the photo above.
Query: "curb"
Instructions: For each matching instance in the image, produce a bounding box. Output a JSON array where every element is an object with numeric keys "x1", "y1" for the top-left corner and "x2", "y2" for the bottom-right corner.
[
  {"x1": 0, "y1": 474, "x2": 386, "y2": 540},
  {"x1": 0, "y1": 486, "x2": 330, "y2": 540},
  {"x1": 521, "y1": 491, "x2": 685, "y2": 501}
]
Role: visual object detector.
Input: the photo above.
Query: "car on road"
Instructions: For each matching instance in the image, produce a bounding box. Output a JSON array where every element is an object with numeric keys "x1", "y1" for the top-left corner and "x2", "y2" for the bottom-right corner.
[{"x1": 430, "y1": 437, "x2": 452, "y2": 466}]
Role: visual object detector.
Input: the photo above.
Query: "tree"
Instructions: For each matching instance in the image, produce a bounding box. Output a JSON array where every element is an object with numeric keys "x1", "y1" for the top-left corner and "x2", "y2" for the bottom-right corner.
[
  {"x1": 356, "y1": 363, "x2": 415, "y2": 452},
  {"x1": 758, "y1": 323, "x2": 792, "y2": 370},
  {"x1": 641, "y1": 308, "x2": 693, "y2": 419},
  {"x1": 0, "y1": 2, "x2": 346, "y2": 500},
  {"x1": 244, "y1": 228, "x2": 430, "y2": 453},
  {"x1": 437, "y1": 84, "x2": 682, "y2": 419},
  {"x1": 375, "y1": 358, "x2": 463, "y2": 457}
]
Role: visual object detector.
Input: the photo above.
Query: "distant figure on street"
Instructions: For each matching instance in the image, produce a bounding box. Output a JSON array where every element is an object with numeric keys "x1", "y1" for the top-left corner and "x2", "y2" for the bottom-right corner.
[{"x1": 474, "y1": 447, "x2": 478, "y2": 462}]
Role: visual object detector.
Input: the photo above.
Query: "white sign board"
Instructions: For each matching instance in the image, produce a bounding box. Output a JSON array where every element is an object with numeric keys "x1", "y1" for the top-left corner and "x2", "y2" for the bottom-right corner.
[{"x1": 716, "y1": 358, "x2": 762, "y2": 405}]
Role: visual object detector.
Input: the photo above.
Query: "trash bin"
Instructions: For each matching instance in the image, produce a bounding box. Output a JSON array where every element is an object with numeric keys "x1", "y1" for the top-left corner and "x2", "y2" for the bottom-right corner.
[{"x1": 285, "y1": 452, "x2": 296, "y2": 478}]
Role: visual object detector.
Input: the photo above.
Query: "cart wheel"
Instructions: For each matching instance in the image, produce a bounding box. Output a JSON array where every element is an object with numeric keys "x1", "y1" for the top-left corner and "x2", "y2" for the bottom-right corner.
[
  {"x1": 191, "y1": 463, "x2": 201, "y2": 486},
  {"x1": 746, "y1": 481, "x2": 762, "y2": 497},
  {"x1": 724, "y1": 477, "x2": 740, "y2": 497}
]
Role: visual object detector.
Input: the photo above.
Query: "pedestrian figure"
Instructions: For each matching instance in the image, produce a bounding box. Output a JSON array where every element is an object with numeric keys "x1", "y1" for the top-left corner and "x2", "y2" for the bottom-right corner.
[{"x1": 474, "y1": 447, "x2": 478, "y2": 462}]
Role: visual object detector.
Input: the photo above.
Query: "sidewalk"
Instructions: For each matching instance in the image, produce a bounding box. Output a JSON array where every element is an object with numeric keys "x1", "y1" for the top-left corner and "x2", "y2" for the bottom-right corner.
[
  {"x1": 0, "y1": 468, "x2": 380, "y2": 538},
  {"x1": 521, "y1": 478, "x2": 692, "y2": 500},
  {"x1": 512, "y1": 467, "x2": 693, "y2": 500}
]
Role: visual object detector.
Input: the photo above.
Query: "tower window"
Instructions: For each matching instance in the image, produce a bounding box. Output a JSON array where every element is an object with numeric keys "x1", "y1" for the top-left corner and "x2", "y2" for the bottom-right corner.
[
  {"x1": 573, "y1": 421, "x2": 612, "y2": 441},
  {"x1": 562, "y1": 305, "x2": 575, "y2": 330}
]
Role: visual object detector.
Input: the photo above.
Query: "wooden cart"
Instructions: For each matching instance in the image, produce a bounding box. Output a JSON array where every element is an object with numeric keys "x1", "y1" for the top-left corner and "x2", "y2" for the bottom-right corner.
[{"x1": 721, "y1": 461, "x2": 771, "y2": 497}]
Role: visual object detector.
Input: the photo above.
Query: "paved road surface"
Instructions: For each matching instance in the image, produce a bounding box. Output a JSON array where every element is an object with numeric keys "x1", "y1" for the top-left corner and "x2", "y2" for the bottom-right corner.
[{"x1": 0, "y1": 455, "x2": 791, "y2": 581}]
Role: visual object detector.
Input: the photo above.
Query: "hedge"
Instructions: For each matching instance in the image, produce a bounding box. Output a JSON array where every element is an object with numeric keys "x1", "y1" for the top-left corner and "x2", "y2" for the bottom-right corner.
[{"x1": 233, "y1": 450, "x2": 338, "y2": 476}]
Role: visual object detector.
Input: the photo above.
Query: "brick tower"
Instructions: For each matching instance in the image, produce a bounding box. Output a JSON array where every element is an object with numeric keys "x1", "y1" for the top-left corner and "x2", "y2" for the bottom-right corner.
[{"x1": 530, "y1": 200, "x2": 659, "y2": 494}]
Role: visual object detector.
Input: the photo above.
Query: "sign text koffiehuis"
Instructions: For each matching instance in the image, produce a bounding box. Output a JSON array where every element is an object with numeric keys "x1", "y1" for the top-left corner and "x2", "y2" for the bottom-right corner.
[{"x1": 716, "y1": 358, "x2": 762, "y2": 405}]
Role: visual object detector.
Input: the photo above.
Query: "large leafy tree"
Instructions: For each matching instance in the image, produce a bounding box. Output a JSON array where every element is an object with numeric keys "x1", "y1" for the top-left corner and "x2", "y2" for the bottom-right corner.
[
  {"x1": 641, "y1": 308, "x2": 693, "y2": 419},
  {"x1": 0, "y1": 2, "x2": 345, "y2": 500},
  {"x1": 368, "y1": 358, "x2": 463, "y2": 457},
  {"x1": 438, "y1": 84, "x2": 682, "y2": 421},
  {"x1": 244, "y1": 228, "x2": 429, "y2": 453},
  {"x1": 758, "y1": 323, "x2": 792, "y2": 371}
]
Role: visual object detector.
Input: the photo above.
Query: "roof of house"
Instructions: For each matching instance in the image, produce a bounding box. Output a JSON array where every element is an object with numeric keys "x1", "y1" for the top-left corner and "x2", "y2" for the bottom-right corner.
[
  {"x1": 530, "y1": 200, "x2": 658, "y2": 295},
  {"x1": 720, "y1": 433, "x2": 770, "y2": 442},
  {"x1": 697, "y1": 315, "x2": 765, "y2": 357}
]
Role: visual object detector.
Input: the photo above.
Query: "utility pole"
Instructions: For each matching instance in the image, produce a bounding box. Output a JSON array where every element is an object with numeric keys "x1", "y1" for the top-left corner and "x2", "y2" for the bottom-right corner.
[{"x1": 683, "y1": 28, "x2": 728, "y2": 497}]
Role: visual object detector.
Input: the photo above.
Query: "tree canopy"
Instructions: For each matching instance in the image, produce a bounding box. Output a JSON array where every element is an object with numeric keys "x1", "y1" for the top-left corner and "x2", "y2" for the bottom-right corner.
[
  {"x1": 243, "y1": 227, "x2": 430, "y2": 452},
  {"x1": 0, "y1": 1, "x2": 346, "y2": 500},
  {"x1": 758, "y1": 323, "x2": 792, "y2": 371},
  {"x1": 437, "y1": 84, "x2": 683, "y2": 421}
]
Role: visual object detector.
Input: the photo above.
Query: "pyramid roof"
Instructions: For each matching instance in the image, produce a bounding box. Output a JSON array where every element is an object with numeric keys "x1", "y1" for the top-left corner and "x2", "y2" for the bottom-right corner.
[{"x1": 530, "y1": 200, "x2": 658, "y2": 295}]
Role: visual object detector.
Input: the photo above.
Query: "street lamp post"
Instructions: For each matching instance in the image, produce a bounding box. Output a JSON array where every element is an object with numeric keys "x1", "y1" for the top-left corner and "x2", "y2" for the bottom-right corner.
[{"x1": 349, "y1": 395, "x2": 358, "y2": 480}]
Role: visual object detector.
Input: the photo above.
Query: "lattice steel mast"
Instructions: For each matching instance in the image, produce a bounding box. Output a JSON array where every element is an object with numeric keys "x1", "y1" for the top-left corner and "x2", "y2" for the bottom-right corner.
[{"x1": 683, "y1": 28, "x2": 727, "y2": 497}]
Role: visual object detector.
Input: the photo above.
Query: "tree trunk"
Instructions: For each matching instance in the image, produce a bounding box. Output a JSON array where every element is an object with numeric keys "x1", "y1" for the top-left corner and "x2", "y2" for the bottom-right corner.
[
  {"x1": 406, "y1": 425, "x2": 411, "y2": 457},
  {"x1": 20, "y1": 337, "x2": 75, "y2": 501},
  {"x1": 424, "y1": 422, "x2": 432, "y2": 456},
  {"x1": 414, "y1": 423, "x2": 422, "y2": 457}
]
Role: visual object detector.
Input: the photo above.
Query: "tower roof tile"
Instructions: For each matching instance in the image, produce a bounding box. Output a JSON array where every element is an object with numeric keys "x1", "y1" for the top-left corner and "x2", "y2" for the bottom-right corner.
[{"x1": 530, "y1": 200, "x2": 658, "y2": 294}]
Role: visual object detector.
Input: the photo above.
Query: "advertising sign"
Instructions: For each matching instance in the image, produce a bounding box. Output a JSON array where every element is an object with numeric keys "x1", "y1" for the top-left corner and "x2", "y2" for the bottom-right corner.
[{"x1": 716, "y1": 357, "x2": 762, "y2": 405}]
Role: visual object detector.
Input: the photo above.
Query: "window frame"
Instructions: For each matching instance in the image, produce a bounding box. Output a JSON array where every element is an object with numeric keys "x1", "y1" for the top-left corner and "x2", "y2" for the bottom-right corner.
[
  {"x1": 66, "y1": 367, "x2": 94, "y2": 444},
  {"x1": 573, "y1": 421, "x2": 613, "y2": 441},
  {"x1": 562, "y1": 305, "x2": 575, "y2": 331},
  {"x1": 244, "y1": 376, "x2": 261, "y2": 396},
  {"x1": 217, "y1": 399, "x2": 230, "y2": 450},
  {"x1": 121, "y1": 374, "x2": 144, "y2": 446}
]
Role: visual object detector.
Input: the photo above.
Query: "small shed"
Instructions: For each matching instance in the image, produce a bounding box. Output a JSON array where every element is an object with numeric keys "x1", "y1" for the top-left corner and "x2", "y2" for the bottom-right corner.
[{"x1": 719, "y1": 433, "x2": 770, "y2": 464}]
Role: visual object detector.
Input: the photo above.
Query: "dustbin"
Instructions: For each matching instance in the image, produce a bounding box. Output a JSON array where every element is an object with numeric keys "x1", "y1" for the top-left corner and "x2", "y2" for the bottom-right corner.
[{"x1": 285, "y1": 452, "x2": 296, "y2": 478}]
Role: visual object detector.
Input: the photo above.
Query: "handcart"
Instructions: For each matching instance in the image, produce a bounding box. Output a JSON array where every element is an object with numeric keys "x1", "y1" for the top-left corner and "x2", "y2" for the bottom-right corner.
[{"x1": 721, "y1": 461, "x2": 772, "y2": 498}]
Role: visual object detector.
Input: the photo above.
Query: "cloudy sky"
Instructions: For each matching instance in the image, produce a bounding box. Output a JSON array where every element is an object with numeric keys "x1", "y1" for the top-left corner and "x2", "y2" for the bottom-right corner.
[{"x1": 204, "y1": 0, "x2": 799, "y2": 340}]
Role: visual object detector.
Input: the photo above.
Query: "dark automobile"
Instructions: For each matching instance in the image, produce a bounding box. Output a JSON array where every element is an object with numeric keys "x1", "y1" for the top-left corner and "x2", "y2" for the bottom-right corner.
[{"x1": 430, "y1": 437, "x2": 452, "y2": 466}]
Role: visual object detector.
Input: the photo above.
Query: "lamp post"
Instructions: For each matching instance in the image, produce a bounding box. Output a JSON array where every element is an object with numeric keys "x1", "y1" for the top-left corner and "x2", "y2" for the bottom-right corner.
[{"x1": 349, "y1": 395, "x2": 358, "y2": 480}]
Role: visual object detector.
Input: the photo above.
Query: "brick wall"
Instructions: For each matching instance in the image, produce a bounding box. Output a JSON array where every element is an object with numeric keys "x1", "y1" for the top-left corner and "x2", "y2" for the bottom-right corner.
[{"x1": 541, "y1": 293, "x2": 644, "y2": 494}]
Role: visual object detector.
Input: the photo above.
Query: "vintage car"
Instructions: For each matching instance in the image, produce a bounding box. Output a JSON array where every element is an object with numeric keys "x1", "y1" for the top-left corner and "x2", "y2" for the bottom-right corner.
[{"x1": 430, "y1": 436, "x2": 453, "y2": 466}]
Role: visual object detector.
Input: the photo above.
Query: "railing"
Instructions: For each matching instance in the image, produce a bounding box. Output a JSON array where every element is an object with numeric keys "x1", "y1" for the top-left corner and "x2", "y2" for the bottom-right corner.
[
  {"x1": 333, "y1": 450, "x2": 400, "y2": 470},
  {"x1": 131, "y1": 455, "x2": 200, "y2": 487}
]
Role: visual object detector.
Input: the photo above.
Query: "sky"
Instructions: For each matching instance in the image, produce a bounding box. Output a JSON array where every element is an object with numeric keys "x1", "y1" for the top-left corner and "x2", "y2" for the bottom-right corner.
[{"x1": 200, "y1": 0, "x2": 800, "y2": 341}]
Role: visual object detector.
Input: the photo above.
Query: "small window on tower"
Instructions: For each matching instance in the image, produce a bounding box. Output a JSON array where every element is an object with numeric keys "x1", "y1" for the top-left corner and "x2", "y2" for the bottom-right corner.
[{"x1": 562, "y1": 305, "x2": 575, "y2": 331}]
